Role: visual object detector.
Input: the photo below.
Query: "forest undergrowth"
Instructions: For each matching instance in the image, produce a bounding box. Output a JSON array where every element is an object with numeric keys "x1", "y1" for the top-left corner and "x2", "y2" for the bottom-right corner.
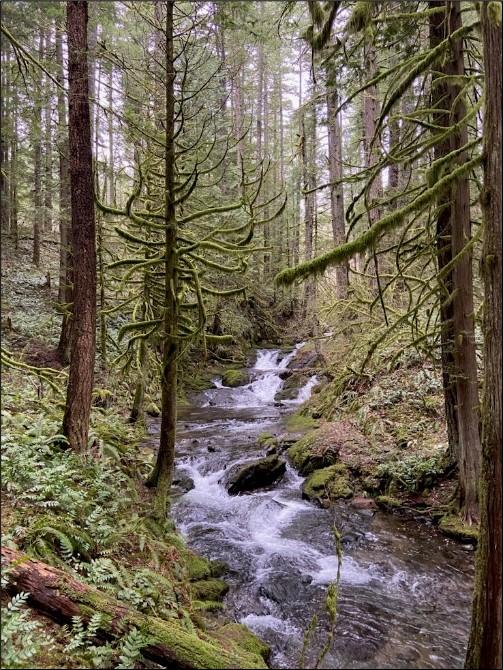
[{"x1": 1, "y1": 241, "x2": 269, "y2": 669}]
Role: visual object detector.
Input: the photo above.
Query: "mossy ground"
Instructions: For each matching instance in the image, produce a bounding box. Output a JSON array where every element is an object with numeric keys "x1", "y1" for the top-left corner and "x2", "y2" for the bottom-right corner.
[{"x1": 282, "y1": 297, "x2": 468, "y2": 535}]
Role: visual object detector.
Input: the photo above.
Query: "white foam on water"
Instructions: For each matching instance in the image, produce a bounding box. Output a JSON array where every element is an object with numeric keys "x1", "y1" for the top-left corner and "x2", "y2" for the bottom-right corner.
[
  {"x1": 310, "y1": 554, "x2": 373, "y2": 586},
  {"x1": 240, "y1": 613, "x2": 300, "y2": 637}
]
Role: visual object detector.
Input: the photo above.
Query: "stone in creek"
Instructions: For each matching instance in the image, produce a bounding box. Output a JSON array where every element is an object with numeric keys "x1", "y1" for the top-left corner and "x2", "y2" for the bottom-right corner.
[
  {"x1": 207, "y1": 445, "x2": 220, "y2": 453},
  {"x1": 222, "y1": 455, "x2": 286, "y2": 495},
  {"x1": 171, "y1": 475, "x2": 195, "y2": 495},
  {"x1": 350, "y1": 496, "x2": 378, "y2": 511},
  {"x1": 221, "y1": 368, "x2": 249, "y2": 388}
]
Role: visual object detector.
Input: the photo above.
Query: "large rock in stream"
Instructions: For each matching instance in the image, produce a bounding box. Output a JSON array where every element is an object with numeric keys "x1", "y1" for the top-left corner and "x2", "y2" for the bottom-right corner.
[{"x1": 222, "y1": 456, "x2": 286, "y2": 495}]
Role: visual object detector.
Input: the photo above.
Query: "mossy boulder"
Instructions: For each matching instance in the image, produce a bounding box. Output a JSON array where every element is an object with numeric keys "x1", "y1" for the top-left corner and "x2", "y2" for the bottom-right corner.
[
  {"x1": 275, "y1": 372, "x2": 310, "y2": 401},
  {"x1": 288, "y1": 421, "x2": 372, "y2": 478},
  {"x1": 185, "y1": 552, "x2": 212, "y2": 581},
  {"x1": 222, "y1": 456, "x2": 286, "y2": 495},
  {"x1": 221, "y1": 369, "x2": 249, "y2": 388},
  {"x1": 213, "y1": 623, "x2": 270, "y2": 663},
  {"x1": 191, "y1": 578, "x2": 229, "y2": 601},
  {"x1": 438, "y1": 514, "x2": 479, "y2": 544},
  {"x1": 288, "y1": 433, "x2": 339, "y2": 476},
  {"x1": 302, "y1": 464, "x2": 353, "y2": 506}
]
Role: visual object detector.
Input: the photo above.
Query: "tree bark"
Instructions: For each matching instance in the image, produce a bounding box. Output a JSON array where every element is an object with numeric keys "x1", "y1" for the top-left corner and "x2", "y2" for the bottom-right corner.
[
  {"x1": 326, "y1": 58, "x2": 348, "y2": 299},
  {"x1": 1, "y1": 49, "x2": 10, "y2": 235},
  {"x1": 55, "y1": 21, "x2": 73, "y2": 364},
  {"x1": 43, "y1": 27, "x2": 53, "y2": 233},
  {"x1": 145, "y1": 1, "x2": 178, "y2": 521},
  {"x1": 429, "y1": 3, "x2": 460, "y2": 465},
  {"x1": 32, "y1": 30, "x2": 44, "y2": 267},
  {"x1": 1, "y1": 546, "x2": 264, "y2": 670},
  {"x1": 465, "y1": 4, "x2": 502, "y2": 667},
  {"x1": 431, "y1": 1, "x2": 481, "y2": 522},
  {"x1": 362, "y1": 35, "x2": 383, "y2": 288},
  {"x1": 62, "y1": 0, "x2": 97, "y2": 452}
]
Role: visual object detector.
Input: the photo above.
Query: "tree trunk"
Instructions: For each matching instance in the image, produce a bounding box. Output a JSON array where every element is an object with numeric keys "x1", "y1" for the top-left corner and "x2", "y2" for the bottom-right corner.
[
  {"x1": 429, "y1": 3, "x2": 460, "y2": 465},
  {"x1": 145, "y1": 1, "x2": 178, "y2": 521},
  {"x1": 465, "y1": 4, "x2": 502, "y2": 667},
  {"x1": 1, "y1": 546, "x2": 265, "y2": 670},
  {"x1": 56, "y1": 21, "x2": 73, "y2": 364},
  {"x1": 107, "y1": 65, "x2": 114, "y2": 205},
  {"x1": 10, "y1": 79, "x2": 18, "y2": 249},
  {"x1": 1, "y1": 49, "x2": 10, "y2": 235},
  {"x1": 326, "y1": 59, "x2": 348, "y2": 299},
  {"x1": 431, "y1": 1, "x2": 481, "y2": 522},
  {"x1": 33, "y1": 30, "x2": 44, "y2": 267},
  {"x1": 62, "y1": 0, "x2": 97, "y2": 453},
  {"x1": 43, "y1": 27, "x2": 53, "y2": 233},
  {"x1": 362, "y1": 36, "x2": 383, "y2": 287}
]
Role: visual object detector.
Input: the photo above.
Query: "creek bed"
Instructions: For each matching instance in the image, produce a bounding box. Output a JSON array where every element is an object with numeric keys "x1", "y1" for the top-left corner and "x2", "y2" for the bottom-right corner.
[{"x1": 150, "y1": 347, "x2": 474, "y2": 669}]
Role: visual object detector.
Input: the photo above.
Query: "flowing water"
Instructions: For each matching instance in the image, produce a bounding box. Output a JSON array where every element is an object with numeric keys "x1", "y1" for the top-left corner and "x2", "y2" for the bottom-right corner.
[{"x1": 149, "y1": 346, "x2": 474, "y2": 669}]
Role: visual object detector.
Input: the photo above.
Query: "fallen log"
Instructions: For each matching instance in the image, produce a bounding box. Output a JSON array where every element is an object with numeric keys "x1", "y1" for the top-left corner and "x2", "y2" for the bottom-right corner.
[{"x1": 1, "y1": 547, "x2": 267, "y2": 669}]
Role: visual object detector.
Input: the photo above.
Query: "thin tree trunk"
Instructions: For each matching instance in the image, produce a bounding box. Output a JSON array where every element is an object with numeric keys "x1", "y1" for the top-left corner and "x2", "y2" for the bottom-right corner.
[
  {"x1": 465, "y1": 4, "x2": 502, "y2": 667},
  {"x1": 56, "y1": 22, "x2": 73, "y2": 363},
  {"x1": 33, "y1": 30, "x2": 44, "y2": 267},
  {"x1": 43, "y1": 27, "x2": 53, "y2": 233},
  {"x1": 362, "y1": 37, "x2": 383, "y2": 288},
  {"x1": 146, "y1": 1, "x2": 178, "y2": 521},
  {"x1": 326, "y1": 59, "x2": 348, "y2": 299},
  {"x1": 62, "y1": 0, "x2": 97, "y2": 453},
  {"x1": 107, "y1": 65, "x2": 114, "y2": 205},
  {"x1": 1, "y1": 49, "x2": 10, "y2": 235}
]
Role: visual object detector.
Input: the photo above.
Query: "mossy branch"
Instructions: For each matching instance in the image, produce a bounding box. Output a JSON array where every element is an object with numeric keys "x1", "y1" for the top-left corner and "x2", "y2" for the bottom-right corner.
[{"x1": 275, "y1": 155, "x2": 481, "y2": 286}]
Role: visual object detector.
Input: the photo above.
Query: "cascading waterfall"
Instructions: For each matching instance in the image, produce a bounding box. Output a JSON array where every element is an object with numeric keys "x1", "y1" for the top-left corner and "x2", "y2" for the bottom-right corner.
[{"x1": 164, "y1": 346, "x2": 473, "y2": 669}]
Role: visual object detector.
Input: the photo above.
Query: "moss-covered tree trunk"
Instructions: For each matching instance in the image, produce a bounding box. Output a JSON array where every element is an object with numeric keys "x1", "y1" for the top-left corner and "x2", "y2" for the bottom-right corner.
[
  {"x1": 430, "y1": 1, "x2": 480, "y2": 522},
  {"x1": 146, "y1": 0, "x2": 178, "y2": 520},
  {"x1": 465, "y1": 4, "x2": 502, "y2": 667},
  {"x1": 62, "y1": 0, "x2": 96, "y2": 452},
  {"x1": 429, "y1": 2, "x2": 459, "y2": 465}
]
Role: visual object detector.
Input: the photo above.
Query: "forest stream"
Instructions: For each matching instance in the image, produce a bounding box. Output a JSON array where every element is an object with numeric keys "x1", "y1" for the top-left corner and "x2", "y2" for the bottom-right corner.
[{"x1": 146, "y1": 345, "x2": 474, "y2": 669}]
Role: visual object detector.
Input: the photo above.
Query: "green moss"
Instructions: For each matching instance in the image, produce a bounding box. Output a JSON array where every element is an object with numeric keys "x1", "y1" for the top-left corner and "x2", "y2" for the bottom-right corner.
[
  {"x1": 285, "y1": 412, "x2": 319, "y2": 433},
  {"x1": 375, "y1": 495, "x2": 403, "y2": 510},
  {"x1": 221, "y1": 369, "x2": 249, "y2": 388},
  {"x1": 191, "y1": 578, "x2": 229, "y2": 601},
  {"x1": 214, "y1": 623, "x2": 270, "y2": 661},
  {"x1": 287, "y1": 431, "x2": 338, "y2": 475},
  {"x1": 438, "y1": 514, "x2": 479, "y2": 544},
  {"x1": 185, "y1": 552, "x2": 212, "y2": 581},
  {"x1": 257, "y1": 432, "x2": 277, "y2": 449},
  {"x1": 302, "y1": 464, "x2": 353, "y2": 504}
]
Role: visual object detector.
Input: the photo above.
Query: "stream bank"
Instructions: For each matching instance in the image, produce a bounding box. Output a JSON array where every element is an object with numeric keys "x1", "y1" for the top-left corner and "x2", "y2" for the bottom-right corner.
[{"x1": 146, "y1": 345, "x2": 474, "y2": 669}]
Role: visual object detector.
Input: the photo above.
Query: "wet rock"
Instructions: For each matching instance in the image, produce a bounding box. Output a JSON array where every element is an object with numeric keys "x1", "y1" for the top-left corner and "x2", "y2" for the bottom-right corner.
[
  {"x1": 221, "y1": 368, "x2": 249, "y2": 388},
  {"x1": 302, "y1": 464, "x2": 353, "y2": 506},
  {"x1": 287, "y1": 349, "x2": 325, "y2": 371},
  {"x1": 266, "y1": 445, "x2": 278, "y2": 456},
  {"x1": 350, "y1": 496, "x2": 378, "y2": 511},
  {"x1": 222, "y1": 456, "x2": 286, "y2": 495},
  {"x1": 192, "y1": 438, "x2": 199, "y2": 445},
  {"x1": 274, "y1": 371, "x2": 310, "y2": 402},
  {"x1": 145, "y1": 403, "x2": 160, "y2": 417},
  {"x1": 171, "y1": 475, "x2": 194, "y2": 496},
  {"x1": 278, "y1": 370, "x2": 292, "y2": 380},
  {"x1": 207, "y1": 444, "x2": 217, "y2": 453},
  {"x1": 258, "y1": 576, "x2": 302, "y2": 604}
]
